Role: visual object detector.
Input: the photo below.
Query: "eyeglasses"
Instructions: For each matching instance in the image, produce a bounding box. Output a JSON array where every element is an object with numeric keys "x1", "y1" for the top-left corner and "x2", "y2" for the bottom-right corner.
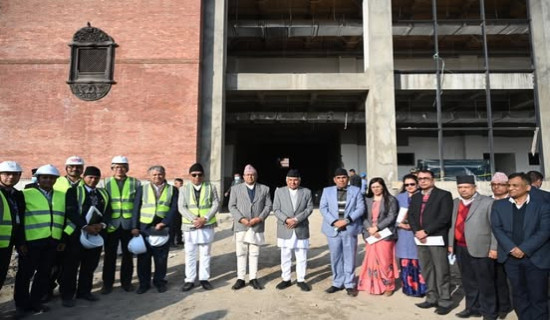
[
  {"x1": 417, "y1": 177, "x2": 432, "y2": 181},
  {"x1": 491, "y1": 183, "x2": 508, "y2": 187},
  {"x1": 404, "y1": 183, "x2": 417, "y2": 187},
  {"x1": 191, "y1": 173, "x2": 203, "y2": 178}
]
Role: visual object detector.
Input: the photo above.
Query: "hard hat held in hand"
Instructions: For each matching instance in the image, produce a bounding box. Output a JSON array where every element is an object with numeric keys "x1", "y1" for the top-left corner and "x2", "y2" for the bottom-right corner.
[
  {"x1": 65, "y1": 156, "x2": 85, "y2": 166},
  {"x1": 0, "y1": 161, "x2": 22, "y2": 173},
  {"x1": 111, "y1": 155, "x2": 129, "y2": 164},
  {"x1": 80, "y1": 231, "x2": 104, "y2": 249},
  {"x1": 128, "y1": 234, "x2": 147, "y2": 254},
  {"x1": 35, "y1": 164, "x2": 60, "y2": 177},
  {"x1": 148, "y1": 235, "x2": 169, "y2": 247}
]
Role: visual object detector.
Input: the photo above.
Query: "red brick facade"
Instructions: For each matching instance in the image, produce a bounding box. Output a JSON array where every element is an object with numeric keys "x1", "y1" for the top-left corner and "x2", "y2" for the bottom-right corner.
[{"x1": 0, "y1": 1, "x2": 201, "y2": 179}]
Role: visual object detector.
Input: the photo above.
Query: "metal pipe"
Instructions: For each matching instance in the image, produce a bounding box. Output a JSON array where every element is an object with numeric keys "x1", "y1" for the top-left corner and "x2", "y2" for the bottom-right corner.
[
  {"x1": 432, "y1": 0, "x2": 445, "y2": 181},
  {"x1": 480, "y1": 0, "x2": 496, "y2": 175}
]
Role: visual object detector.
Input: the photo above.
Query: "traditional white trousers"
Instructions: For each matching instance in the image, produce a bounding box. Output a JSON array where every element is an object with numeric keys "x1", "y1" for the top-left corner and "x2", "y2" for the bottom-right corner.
[
  {"x1": 235, "y1": 231, "x2": 262, "y2": 280},
  {"x1": 278, "y1": 232, "x2": 309, "y2": 282},
  {"x1": 184, "y1": 228, "x2": 214, "y2": 282}
]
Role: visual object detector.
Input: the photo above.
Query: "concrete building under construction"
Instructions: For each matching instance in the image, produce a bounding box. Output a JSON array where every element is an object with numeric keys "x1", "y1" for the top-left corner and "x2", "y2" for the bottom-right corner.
[{"x1": 2, "y1": 0, "x2": 550, "y2": 194}]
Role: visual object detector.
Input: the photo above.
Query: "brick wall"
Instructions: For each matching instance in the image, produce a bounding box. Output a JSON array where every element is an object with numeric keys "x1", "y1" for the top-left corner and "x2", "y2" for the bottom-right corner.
[{"x1": 0, "y1": 0, "x2": 201, "y2": 179}]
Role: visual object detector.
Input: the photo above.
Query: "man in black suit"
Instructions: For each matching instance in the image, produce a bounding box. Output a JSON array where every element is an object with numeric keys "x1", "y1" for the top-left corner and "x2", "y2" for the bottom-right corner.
[
  {"x1": 527, "y1": 170, "x2": 550, "y2": 203},
  {"x1": 491, "y1": 172, "x2": 550, "y2": 320},
  {"x1": 408, "y1": 170, "x2": 453, "y2": 315}
]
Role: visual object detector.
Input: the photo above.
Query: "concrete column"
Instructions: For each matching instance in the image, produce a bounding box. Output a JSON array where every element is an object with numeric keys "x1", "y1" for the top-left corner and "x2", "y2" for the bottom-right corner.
[
  {"x1": 199, "y1": 0, "x2": 227, "y2": 195},
  {"x1": 364, "y1": 0, "x2": 398, "y2": 182},
  {"x1": 529, "y1": 1, "x2": 550, "y2": 175}
]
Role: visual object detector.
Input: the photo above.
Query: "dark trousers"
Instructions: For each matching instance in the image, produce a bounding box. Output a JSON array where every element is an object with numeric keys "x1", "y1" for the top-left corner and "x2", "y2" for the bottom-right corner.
[
  {"x1": 60, "y1": 233, "x2": 102, "y2": 300},
  {"x1": 102, "y1": 228, "x2": 133, "y2": 288},
  {"x1": 456, "y1": 246, "x2": 497, "y2": 318},
  {"x1": 0, "y1": 245, "x2": 13, "y2": 290},
  {"x1": 417, "y1": 245, "x2": 452, "y2": 308},
  {"x1": 14, "y1": 240, "x2": 57, "y2": 309},
  {"x1": 169, "y1": 214, "x2": 183, "y2": 245},
  {"x1": 504, "y1": 257, "x2": 549, "y2": 320},
  {"x1": 48, "y1": 248, "x2": 65, "y2": 294},
  {"x1": 495, "y1": 262, "x2": 512, "y2": 313},
  {"x1": 137, "y1": 242, "x2": 169, "y2": 288}
]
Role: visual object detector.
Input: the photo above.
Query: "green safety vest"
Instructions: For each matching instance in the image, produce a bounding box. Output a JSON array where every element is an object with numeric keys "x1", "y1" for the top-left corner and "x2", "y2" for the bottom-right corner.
[
  {"x1": 105, "y1": 177, "x2": 137, "y2": 220},
  {"x1": 22, "y1": 188, "x2": 65, "y2": 241},
  {"x1": 0, "y1": 192, "x2": 12, "y2": 248},
  {"x1": 64, "y1": 186, "x2": 109, "y2": 236},
  {"x1": 53, "y1": 176, "x2": 82, "y2": 193},
  {"x1": 139, "y1": 184, "x2": 173, "y2": 224},
  {"x1": 182, "y1": 182, "x2": 216, "y2": 225}
]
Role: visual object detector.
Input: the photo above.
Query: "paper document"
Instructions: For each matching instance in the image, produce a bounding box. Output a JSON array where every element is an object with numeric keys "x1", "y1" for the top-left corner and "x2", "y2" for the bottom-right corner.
[
  {"x1": 85, "y1": 206, "x2": 103, "y2": 224},
  {"x1": 414, "y1": 235, "x2": 445, "y2": 246},
  {"x1": 395, "y1": 207, "x2": 408, "y2": 224},
  {"x1": 365, "y1": 227, "x2": 392, "y2": 245}
]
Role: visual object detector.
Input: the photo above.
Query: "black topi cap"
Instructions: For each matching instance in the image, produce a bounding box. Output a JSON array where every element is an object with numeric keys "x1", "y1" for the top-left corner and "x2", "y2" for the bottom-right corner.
[
  {"x1": 286, "y1": 169, "x2": 300, "y2": 178},
  {"x1": 456, "y1": 175, "x2": 475, "y2": 185},
  {"x1": 334, "y1": 168, "x2": 348, "y2": 177}
]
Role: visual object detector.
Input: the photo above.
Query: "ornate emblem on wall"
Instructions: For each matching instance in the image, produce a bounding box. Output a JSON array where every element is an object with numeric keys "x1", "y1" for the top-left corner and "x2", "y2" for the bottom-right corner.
[{"x1": 67, "y1": 23, "x2": 117, "y2": 101}]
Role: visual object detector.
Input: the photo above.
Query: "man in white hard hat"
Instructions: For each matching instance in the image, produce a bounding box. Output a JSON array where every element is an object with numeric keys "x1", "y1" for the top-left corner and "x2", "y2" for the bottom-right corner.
[
  {"x1": 0, "y1": 161, "x2": 25, "y2": 292},
  {"x1": 102, "y1": 156, "x2": 140, "y2": 294},
  {"x1": 14, "y1": 164, "x2": 67, "y2": 316},
  {"x1": 179, "y1": 163, "x2": 219, "y2": 292},
  {"x1": 54, "y1": 156, "x2": 85, "y2": 193},
  {"x1": 131, "y1": 165, "x2": 178, "y2": 294},
  {"x1": 60, "y1": 166, "x2": 111, "y2": 307}
]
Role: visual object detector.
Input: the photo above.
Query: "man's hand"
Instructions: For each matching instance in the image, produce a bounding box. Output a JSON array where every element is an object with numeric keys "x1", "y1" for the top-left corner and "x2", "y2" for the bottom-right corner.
[
  {"x1": 415, "y1": 230, "x2": 428, "y2": 244},
  {"x1": 155, "y1": 222, "x2": 166, "y2": 231},
  {"x1": 510, "y1": 247, "x2": 525, "y2": 259},
  {"x1": 285, "y1": 218, "x2": 298, "y2": 229},
  {"x1": 448, "y1": 246, "x2": 453, "y2": 254},
  {"x1": 249, "y1": 217, "x2": 262, "y2": 226},
  {"x1": 398, "y1": 223, "x2": 411, "y2": 230},
  {"x1": 488, "y1": 250, "x2": 498, "y2": 260},
  {"x1": 131, "y1": 228, "x2": 140, "y2": 236},
  {"x1": 333, "y1": 219, "x2": 348, "y2": 229},
  {"x1": 239, "y1": 218, "x2": 251, "y2": 227},
  {"x1": 84, "y1": 225, "x2": 98, "y2": 235},
  {"x1": 193, "y1": 217, "x2": 207, "y2": 229}
]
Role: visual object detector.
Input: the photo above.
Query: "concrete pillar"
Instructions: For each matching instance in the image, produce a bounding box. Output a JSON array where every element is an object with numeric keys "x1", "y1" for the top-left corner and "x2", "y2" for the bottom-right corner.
[
  {"x1": 364, "y1": 0, "x2": 398, "y2": 182},
  {"x1": 529, "y1": 1, "x2": 550, "y2": 175},
  {"x1": 199, "y1": 0, "x2": 227, "y2": 195}
]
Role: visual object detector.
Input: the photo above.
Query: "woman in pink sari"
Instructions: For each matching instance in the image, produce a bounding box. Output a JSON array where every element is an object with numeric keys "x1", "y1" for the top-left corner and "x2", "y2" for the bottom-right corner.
[{"x1": 357, "y1": 177, "x2": 399, "y2": 296}]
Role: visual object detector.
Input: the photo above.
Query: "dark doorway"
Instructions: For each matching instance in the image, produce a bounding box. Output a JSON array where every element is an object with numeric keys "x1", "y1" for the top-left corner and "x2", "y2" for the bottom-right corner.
[{"x1": 229, "y1": 124, "x2": 342, "y2": 203}]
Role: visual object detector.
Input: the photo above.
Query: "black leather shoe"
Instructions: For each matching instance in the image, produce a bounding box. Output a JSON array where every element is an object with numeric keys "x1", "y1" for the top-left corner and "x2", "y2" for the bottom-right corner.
[
  {"x1": 122, "y1": 284, "x2": 134, "y2": 292},
  {"x1": 435, "y1": 306, "x2": 452, "y2": 315},
  {"x1": 416, "y1": 301, "x2": 437, "y2": 309},
  {"x1": 136, "y1": 286, "x2": 150, "y2": 294},
  {"x1": 62, "y1": 299, "x2": 75, "y2": 308},
  {"x1": 249, "y1": 279, "x2": 264, "y2": 290},
  {"x1": 297, "y1": 282, "x2": 311, "y2": 292},
  {"x1": 200, "y1": 280, "x2": 213, "y2": 290},
  {"x1": 100, "y1": 286, "x2": 113, "y2": 295},
  {"x1": 77, "y1": 293, "x2": 99, "y2": 301},
  {"x1": 276, "y1": 280, "x2": 292, "y2": 290},
  {"x1": 325, "y1": 286, "x2": 344, "y2": 293},
  {"x1": 181, "y1": 282, "x2": 195, "y2": 292},
  {"x1": 31, "y1": 304, "x2": 50, "y2": 313},
  {"x1": 346, "y1": 288, "x2": 358, "y2": 297},
  {"x1": 232, "y1": 279, "x2": 246, "y2": 290},
  {"x1": 456, "y1": 309, "x2": 482, "y2": 318},
  {"x1": 157, "y1": 284, "x2": 167, "y2": 293}
]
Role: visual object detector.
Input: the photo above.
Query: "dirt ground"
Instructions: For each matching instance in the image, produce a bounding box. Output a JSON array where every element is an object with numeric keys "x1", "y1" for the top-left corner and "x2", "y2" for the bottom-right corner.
[{"x1": 0, "y1": 210, "x2": 518, "y2": 320}]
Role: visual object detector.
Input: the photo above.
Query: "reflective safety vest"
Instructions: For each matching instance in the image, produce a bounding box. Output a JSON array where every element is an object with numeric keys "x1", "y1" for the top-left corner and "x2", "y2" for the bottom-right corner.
[
  {"x1": 105, "y1": 177, "x2": 137, "y2": 220},
  {"x1": 22, "y1": 188, "x2": 65, "y2": 241},
  {"x1": 139, "y1": 184, "x2": 173, "y2": 224},
  {"x1": 53, "y1": 176, "x2": 82, "y2": 193},
  {"x1": 0, "y1": 192, "x2": 12, "y2": 248},
  {"x1": 182, "y1": 182, "x2": 216, "y2": 225},
  {"x1": 64, "y1": 186, "x2": 109, "y2": 236}
]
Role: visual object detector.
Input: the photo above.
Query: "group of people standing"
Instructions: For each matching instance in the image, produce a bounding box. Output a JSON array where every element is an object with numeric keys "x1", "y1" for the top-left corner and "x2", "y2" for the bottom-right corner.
[{"x1": 2, "y1": 155, "x2": 550, "y2": 320}]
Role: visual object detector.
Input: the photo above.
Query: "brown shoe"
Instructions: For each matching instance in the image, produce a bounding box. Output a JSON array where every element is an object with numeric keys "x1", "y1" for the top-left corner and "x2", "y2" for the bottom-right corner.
[{"x1": 384, "y1": 290, "x2": 394, "y2": 297}]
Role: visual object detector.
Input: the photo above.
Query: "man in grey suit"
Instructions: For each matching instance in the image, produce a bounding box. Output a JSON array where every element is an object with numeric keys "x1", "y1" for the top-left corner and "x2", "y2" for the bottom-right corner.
[
  {"x1": 273, "y1": 169, "x2": 314, "y2": 292},
  {"x1": 320, "y1": 168, "x2": 365, "y2": 297},
  {"x1": 448, "y1": 175, "x2": 498, "y2": 319},
  {"x1": 229, "y1": 164, "x2": 272, "y2": 290}
]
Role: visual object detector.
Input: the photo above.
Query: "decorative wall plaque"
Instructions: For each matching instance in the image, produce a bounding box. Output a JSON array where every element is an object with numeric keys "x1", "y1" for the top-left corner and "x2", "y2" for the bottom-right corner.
[{"x1": 67, "y1": 23, "x2": 117, "y2": 101}]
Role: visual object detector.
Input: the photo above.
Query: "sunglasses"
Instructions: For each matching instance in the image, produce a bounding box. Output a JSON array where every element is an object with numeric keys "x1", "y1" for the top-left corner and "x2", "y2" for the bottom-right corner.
[
  {"x1": 191, "y1": 173, "x2": 203, "y2": 178},
  {"x1": 404, "y1": 183, "x2": 417, "y2": 187}
]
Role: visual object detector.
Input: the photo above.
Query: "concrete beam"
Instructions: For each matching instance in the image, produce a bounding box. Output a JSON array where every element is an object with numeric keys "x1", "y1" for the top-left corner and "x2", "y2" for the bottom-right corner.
[
  {"x1": 226, "y1": 73, "x2": 370, "y2": 91},
  {"x1": 530, "y1": 1, "x2": 550, "y2": 175},
  {"x1": 395, "y1": 73, "x2": 534, "y2": 90}
]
